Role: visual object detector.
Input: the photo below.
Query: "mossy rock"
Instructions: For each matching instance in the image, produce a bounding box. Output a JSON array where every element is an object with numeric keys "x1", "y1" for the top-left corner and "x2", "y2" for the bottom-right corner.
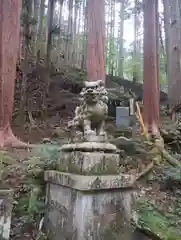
[
  {"x1": 32, "y1": 144, "x2": 60, "y2": 162},
  {"x1": 113, "y1": 128, "x2": 132, "y2": 138},
  {"x1": 111, "y1": 136, "x2": 136, "y2": 155},
  {"x1": 136, "y1": 201, "x2": 181, "y2": 240},
  {"x1": 160, "y1": 166, "x2": 181, "y2": 191}
]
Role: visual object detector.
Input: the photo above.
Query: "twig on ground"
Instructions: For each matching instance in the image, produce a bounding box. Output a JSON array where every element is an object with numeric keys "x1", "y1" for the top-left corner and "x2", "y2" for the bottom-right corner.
[
  {"x1": 154, "y1": 138, "x2": 181, "y2": 167},
  {"x1": 136, "y1": 161, "x2": 154, "y2": 180},
  {"x1": 28, "y1": 111, "x2": 36, "y2": 127}
]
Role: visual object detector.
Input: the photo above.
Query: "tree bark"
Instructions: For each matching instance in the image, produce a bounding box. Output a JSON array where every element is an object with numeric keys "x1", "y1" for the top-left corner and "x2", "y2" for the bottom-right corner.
[
  {"x1": 38, "y1": 0, "x2": 45, "y2": 39},
  {"x1": 81, "y1": 0, "x2": 88, "y2": 69},
  {"x1": 166, "y1": 0, "x2": 181, "y2": 111},
  {"x1": 46, "y1": 0, "x2": 54, "y2": 67},
  {"x1": 143, "y1": 0, "x2": 160, "y2": 136},
  {"x1": 133, "y1": 0, "x2": 139, "y2": 82},
  {"x1": 155, "y1": 0, "x2": 160, "y2": 101},
  {"x1": 56, "y1": 0, "x2": 64, "y2": 67},
  {"x1": 0, "y1": 0, "x2": 27, "y2": 148},
  {"x1": 32, "y1": 0, "x2": 41, "y2": 62},
  {"x1": 118, "y1": 1, "x2": 125, "y2": 78},
  {"x1": 65, "y1": 0, "x2": 73, "y2": 65},
  {"x1": 72, "y1": 0, "x2": 79, "y2": 66},
  {"x1": 163, "y1": 0, "x2": 171, "y2": 84},
  {"x1": 19, "y1": 0, "x2": 33, "y2": 124},
  {"x1": 87, "y1": 0, "x2": 106, "y2": 82}
]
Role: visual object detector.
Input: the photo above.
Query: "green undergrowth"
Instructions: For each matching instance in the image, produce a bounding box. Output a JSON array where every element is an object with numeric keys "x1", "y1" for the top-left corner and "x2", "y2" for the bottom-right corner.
[
  {"x1": 136, "y1": 200, "x2": 181, "y2": 240},
  {"x1": 13, "y1": 144, "x2": 60, "y2": 239},
  {"x1": 14, "y1": 144, "x2": 60, "y2": 213},
  {"x1": 160, "y1": 166, "x2": 181, "y2": 191}
]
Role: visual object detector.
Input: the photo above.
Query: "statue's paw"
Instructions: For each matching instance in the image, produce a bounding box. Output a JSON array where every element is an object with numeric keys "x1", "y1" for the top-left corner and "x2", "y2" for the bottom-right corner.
[
  {"x1": 68, "y1": 121, "x2": 73, "y2": 127},
  {"x1": 99, "y1": 131, "x2": 107, "y2": 136},
  {"x1": 85, "y1": 130, "x2": 95, "y2": 136}
]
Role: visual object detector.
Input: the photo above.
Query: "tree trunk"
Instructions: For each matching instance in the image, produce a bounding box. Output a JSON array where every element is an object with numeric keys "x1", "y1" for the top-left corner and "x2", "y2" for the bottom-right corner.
[
  {"x1": 38, "y1": 0, "x2": 45, "y2": 38},
  {"x1": 109, "y1": 0, "x2": 114, "y2": 75},
  {"x1": 87, "y1": 0, "x2": 106, "y2": 82},
  {"x1": 19, "y1": 0, "x2": 33, "y2": 124},
  {"x1": 166, "y1": 0, "x2": 181, "y2": 111},
  {"x1": 57, "y1": 0, "x2": 64, "y2": 67},
  {"x1": 159, "y1": 18, "x2": 166, "y2": 74},
  {"x1": 32, "y1": 0, "x2": 41, "y2": 62},
  {"x1": 65, "y1": 0, "x2": 73, "y2": 65},
  {"x1": 106, "y1": 0, "x2": 111, "y2": 74},
  {"x1": 43, "y1": 0, "x2": 54, "y2": 117},
  {"x1": 118, "y1": 1, "x2": 125, "y2": 78},
  {"x1": 133, "y1": 0, "x2": 139, "y2": 82},
  {"x1": 72, "y1": 0, "x2": 79, "y2": 66},
  {"x1": 58, "y1": 0, "x2": 64, "y2": 33},
  {"x1": 81, "y1": 0, "x2": 88, "y2": 69},
  {"x1": 143, "y1": 0, "x2": 160, "y2": 136},
  {"x1": 46, "y1": 0, "x2": 54, "y2": 67},
  {"x1": 0, "y1": 0, "x2": 26, "y2": 148},
  {"x1": 110, "y1": 0, "x2": 116, "y2": 76},
  {"x1": 37, "y1": 0, "x2": 45, "y2": 56},
  {"x1": 76, "y1": 2, "x2": 81, "y2": 66},
  {"x1": 155, "y1": 0, "x2": 160, "y2": 101}
]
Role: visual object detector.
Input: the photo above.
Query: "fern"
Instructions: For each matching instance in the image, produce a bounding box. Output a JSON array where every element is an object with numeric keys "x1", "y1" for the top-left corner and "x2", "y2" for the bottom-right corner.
[{"x1": 0, "y1": 151, "x2": 19, "y2": 184}]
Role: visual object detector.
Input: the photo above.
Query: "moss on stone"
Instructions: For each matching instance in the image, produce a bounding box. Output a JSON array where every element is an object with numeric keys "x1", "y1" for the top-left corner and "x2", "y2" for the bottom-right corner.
[
  {"x1": 57, "y1": 150, "x2": 120, "y2": 175},
  {"x1": 60, "y1": 160, "x2": 119, "y2": 175},
  {"x1": 136, "y1": 200, "x2": 181, "y2": 240},
  {"x1": 88, "y1": 160, "x2": 119, "y2": 175}
]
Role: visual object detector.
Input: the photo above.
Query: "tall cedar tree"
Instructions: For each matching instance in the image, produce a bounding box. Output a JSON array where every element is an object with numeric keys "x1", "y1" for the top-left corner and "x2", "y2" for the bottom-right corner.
[
  {"x1": 143, "y1": 0, "x2": 160, "y2": 135},
  {"x1": 87, "y1": 0, "x2": 106, "y2": 82},
  {"x1": 0, "y1": 0, "x2": 26, "y2": 148}
]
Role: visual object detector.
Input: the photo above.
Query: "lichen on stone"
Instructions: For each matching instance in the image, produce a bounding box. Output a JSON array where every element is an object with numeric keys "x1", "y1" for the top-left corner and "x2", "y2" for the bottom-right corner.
[{"x1": 136, "y1": 200, "x2": 181, "y2": 240}]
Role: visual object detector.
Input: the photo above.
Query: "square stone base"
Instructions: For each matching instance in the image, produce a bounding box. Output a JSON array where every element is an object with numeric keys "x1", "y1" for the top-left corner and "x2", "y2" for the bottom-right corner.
[
  {"x1": 58, "y1": 147, "x2": 120, "y2": 175},
  {"x1": 0, "y1": 189, "x2": 14, "y2": 240},
  {"x1": 44, "y1": 171, "x2": 136, "y2": 240}
]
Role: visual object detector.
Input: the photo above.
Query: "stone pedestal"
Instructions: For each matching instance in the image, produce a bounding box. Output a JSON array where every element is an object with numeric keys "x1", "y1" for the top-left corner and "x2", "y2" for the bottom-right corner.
[
  {"x1": 44, "y1": 171, "x2": 136, "y2": 240},
  {"x1": 0, "y1": 189, "x2": 14, "y2": 240},
  {"x1": 57, "y1": 142, "x2": 120, "y2": 175},
  {"x1": 44, "y1": 142, "x2": 136, "y2": 240}
]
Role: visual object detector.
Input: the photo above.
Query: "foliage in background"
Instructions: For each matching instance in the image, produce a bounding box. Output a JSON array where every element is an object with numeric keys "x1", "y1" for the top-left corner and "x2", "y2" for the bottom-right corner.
[
  {"x1": 13, "y1": 145, "x2": 60, "y2": 239},
  {"x1": 136, "y1": 200, "x2": 181, "y2": 240}
]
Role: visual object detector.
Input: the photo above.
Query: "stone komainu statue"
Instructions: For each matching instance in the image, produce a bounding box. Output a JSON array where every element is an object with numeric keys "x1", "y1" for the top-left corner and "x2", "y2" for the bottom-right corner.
[{"x1": 68, "y1": 80, "x2": 108, "y2": 137}]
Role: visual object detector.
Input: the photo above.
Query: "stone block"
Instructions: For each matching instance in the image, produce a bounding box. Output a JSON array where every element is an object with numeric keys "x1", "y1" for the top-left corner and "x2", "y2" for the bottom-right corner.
[
  {"x1": 116, "y1": 107, "x2": 131, "y2": 128},
  {"x1": 0, "y1": 189, "x2": 14, "y2": 240},
  {"x1": 44, "y1": 171, "x2": 136, "y2": 190},
  {"x1": 44, "y1": 171, "x2": 136, "y2": 240},
  {"x1": 60, "y1": 142, "x2": 117, "y2": 152},
  {"x1": 111, "y1": 137, "x2": 137, "y2": 155},
  {"x1": 57, "y1": 142, "x2": 120, "y2": 175},
  {"x1": 58, "y1": 151, "x2": 120, "y2": 175}
]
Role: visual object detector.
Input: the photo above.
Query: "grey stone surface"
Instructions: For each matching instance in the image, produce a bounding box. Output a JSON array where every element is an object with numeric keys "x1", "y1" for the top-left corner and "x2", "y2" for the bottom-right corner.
[
  {"x1": 129, "y1": 98, "x2": 135, "y2": 116},
  {"x1": 83, "y1": 135, "x2": 108, "y2": 143},
  {"x1": 116, "y1": 107, "x2": 130, "y2": 117},
  {"x1": 116, "y1": 107, "x2": 131, "y2": 128},
  {"x1": 0, "y1": 189, "x2": 14, "y2": 240},
  {"x1": 44, "y1": 171, "x2": 136, "y2": 191},
  {"x1": 44, "y1": 82, "x2": 137, "y2": 240},
  {"x1": 110, "y1": 137, "x2": 137, "y2": 155},
  {"x1": 44, "y1": 178, "x2": 136, "y2": 240},
  {"x1": 68, "y1": 80, "x2": 108, "y2": 141},
  {"x1": 58, "y1": 151, "x2": 120, "y2": 175},
  {"x1": 58, "y1": 142, "x2": 120, "y2": 175},
  {"x1": 45, "y1": 146, "x2": 137, "y2": 239},
  {"x1": 60, "y1": 142, "x2": 117, "y2": 152}
]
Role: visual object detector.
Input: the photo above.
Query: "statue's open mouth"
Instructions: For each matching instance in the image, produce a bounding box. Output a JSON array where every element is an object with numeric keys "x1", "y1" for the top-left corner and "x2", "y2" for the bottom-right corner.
[
  {"x1": 68, "y1": 80, "x2": 108, "y2": 140},
  {"x1": 87, "y1": 89, "x2": 94, "y2": 93}
]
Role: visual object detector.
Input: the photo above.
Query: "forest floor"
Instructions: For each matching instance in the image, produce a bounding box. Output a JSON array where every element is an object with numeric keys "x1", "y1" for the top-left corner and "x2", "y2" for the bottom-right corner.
[{"x1": 6, "y1": 65, "x2": 181, "y2": 239}]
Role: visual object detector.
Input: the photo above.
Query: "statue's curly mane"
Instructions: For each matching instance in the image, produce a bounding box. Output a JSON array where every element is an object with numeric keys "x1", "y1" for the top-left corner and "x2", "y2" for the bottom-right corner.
[{"x1": 68, "y1": 80, "x2": 108, "y2": 138}]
